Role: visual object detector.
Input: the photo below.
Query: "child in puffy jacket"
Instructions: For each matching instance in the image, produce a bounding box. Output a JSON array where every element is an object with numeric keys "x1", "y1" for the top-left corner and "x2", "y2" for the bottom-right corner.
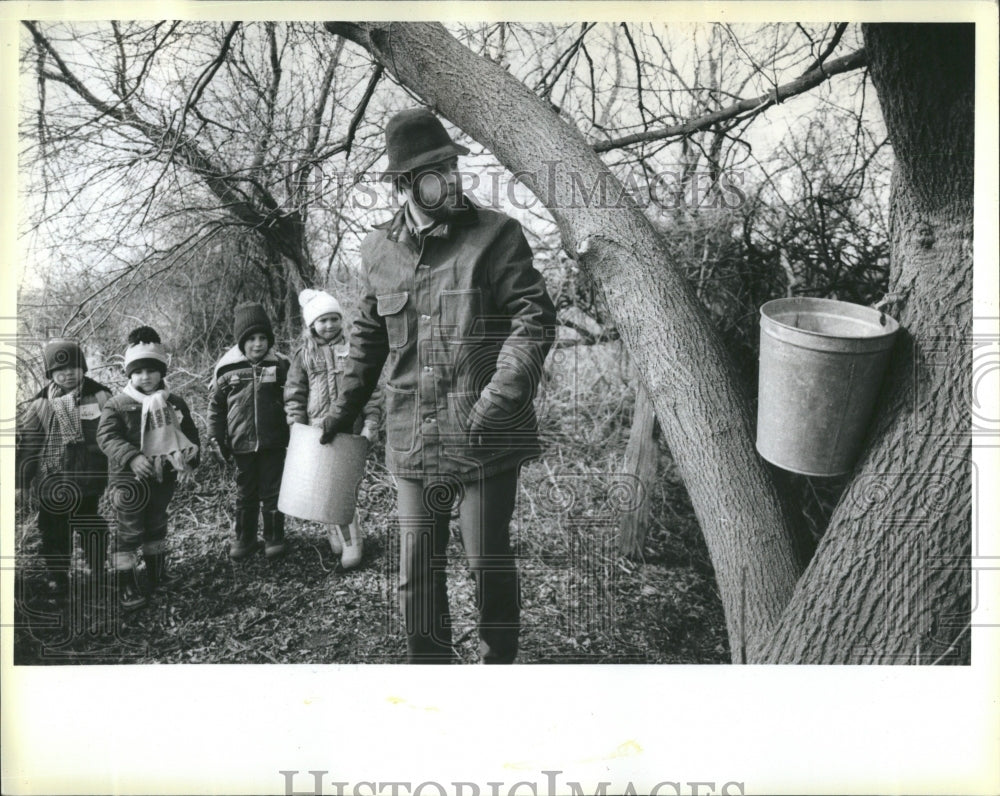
[
  {"x1": 209, "y1": 302, "x2": 290, "y2": 561},
  {"x1": 97, "y1": 327, "x2": 200, "y2": 609},
  {"x1": 284, "y1": 289, "x2": 382, "y2": 569},
  {"x1": 16, "y1": 339, "x2": 112, "y2": 593}
]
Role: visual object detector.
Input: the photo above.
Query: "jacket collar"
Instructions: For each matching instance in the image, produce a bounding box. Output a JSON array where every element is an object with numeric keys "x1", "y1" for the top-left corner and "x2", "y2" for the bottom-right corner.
[
  {"x1": 312, "y1": 334, "x2": 349, "y2": 358},
  {"x1": 214, "y1": 344, "x2": 281, "y2": 376},
  {"x1": 377, "y1": 197, "x2": 480, "y2": 248},
  {"x1": 403, "y1": 202, "x2": 438, "y2": 239},
  {"x1": 35, "y1": 375, "x2": 107, "y2": 401},
  {"x1": 325, "y1": 334, "x2": 350, "y2": 357}
]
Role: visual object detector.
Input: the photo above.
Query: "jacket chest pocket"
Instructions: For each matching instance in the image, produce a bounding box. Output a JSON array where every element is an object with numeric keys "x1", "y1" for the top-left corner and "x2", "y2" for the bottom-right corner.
[
  {"x1": 377, "y1": 292, "x2": 410, "y2": 349},
  {"x1": 328, "y1": 354, "x2": 346, "y2": 400},
  {"x1": 440, "y1": 289, "x2": 483, "y2": 341},
  {"x1": 79, "y1": 402, "x2": 102, "y2": 422},
  {"x1": 227, "y1": 372, "x2": 252, "y2": 391}
]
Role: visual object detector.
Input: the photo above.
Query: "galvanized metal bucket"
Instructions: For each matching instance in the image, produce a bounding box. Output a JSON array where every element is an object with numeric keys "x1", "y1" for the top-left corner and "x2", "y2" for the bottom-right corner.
[
  {"x1": 278, "y1": 423, "x2": 368, "y2": 524},
  {"x1": 756, "y1": 297, "x2": 900, "y2": 476}
]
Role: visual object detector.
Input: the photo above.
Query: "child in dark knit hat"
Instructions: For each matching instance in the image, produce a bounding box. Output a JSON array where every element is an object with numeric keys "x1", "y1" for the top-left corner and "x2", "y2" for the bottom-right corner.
[
  {"x1": 284, "y1": 288, "x2": 382, "y2": 569},
  {"x1": 96, "y1": 326, "x2": 200, "y2": 609},
  {"x1": 16, "y1": 339, "x2": 113, "y2": 593},
  {"x1": 208, "y1": 303, "x2": 290, "y2": 560}
]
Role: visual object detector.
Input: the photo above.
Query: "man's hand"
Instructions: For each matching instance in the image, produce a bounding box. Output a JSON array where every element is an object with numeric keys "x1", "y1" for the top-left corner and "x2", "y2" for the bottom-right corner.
[
  {"x1": 320, "y1": 412, "x2": 353, "y2": 445},
  {"x1": 467, "y1": 394, "x2": 508, "y2": 447},
  {"x1": 129, "y1": 454, "x2": 155, "y2": 479},
  {"x1": 360, "y1": 420, "x2": 377, "y2": 443}
]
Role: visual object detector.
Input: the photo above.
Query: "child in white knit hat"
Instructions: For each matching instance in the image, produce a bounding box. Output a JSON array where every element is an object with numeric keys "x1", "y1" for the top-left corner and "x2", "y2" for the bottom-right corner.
[
  {"x1": 97, "y1": 327, "x2": 200, "y2": 609},
  {"x1": 284, "y1": 288, "x2": 382, "y2": 569}
]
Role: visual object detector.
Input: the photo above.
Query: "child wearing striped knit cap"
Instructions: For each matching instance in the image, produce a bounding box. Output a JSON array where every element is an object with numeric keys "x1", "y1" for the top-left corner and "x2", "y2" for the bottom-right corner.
[{"x1": 97, "y1": 327, "x2": 200, "y2": 610}]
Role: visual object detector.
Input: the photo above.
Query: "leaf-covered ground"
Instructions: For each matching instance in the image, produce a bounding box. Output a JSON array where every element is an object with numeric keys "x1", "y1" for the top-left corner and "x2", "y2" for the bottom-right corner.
[
  {"x1": 12, "y1": 462, "x2": 729, "y2": 664},
  {"x1": 13, "y1": 343, "x2": 730, "y2": 665}
]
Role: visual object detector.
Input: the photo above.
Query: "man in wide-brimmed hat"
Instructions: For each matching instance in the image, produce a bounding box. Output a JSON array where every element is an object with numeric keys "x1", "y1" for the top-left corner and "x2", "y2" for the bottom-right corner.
[{"x1": 320, "y1": 107, "x2": 557, "y2": 664}]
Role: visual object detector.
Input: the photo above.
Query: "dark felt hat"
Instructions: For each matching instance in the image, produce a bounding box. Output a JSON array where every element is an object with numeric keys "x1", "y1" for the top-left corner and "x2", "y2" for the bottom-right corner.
[
  {"x1": 43, "y1": 339, "x2": 87, "y2": 378},
  {"x1": 233, "y1": 302, "x2": 274, "y2": 349},
  {"x1": 381, "y1": 108, "x2": 470, "y2": 182}
]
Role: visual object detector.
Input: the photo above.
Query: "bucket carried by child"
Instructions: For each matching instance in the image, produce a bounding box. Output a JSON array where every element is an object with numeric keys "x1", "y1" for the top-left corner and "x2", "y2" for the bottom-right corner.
[
  {"x1": 756, "y1": 297, "x2": 900, "y2": 477},
  {"x1": 278, "y1": 423, "x2": 368, "y2": 525}
]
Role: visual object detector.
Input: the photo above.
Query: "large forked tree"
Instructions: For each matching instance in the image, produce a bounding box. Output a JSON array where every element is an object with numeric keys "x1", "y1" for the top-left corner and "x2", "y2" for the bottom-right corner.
[{"x1": 324, "y1": 21, "x2": 973, "y2": 664}]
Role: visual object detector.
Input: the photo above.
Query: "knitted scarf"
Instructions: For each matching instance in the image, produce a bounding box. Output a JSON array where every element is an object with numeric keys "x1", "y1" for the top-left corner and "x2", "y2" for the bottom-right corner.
[
  {"x1": 122, "y1": 383, "x2": 198, "y2": 482},
  {"x1": 39, "y1": 383, "x2": 84, "y2": 481}
]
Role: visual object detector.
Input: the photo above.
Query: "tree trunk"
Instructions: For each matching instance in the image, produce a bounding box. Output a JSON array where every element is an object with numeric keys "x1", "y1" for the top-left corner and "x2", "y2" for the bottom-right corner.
[
  {"x1": 325, "y1": 21, "x2": 802, "y2": 657},
  {"x1": 758, "y1": 24, "x2": 973, "y2": 663},
  {"x1": 618, "y1": 382, "x2": 658, "y2": 558}
]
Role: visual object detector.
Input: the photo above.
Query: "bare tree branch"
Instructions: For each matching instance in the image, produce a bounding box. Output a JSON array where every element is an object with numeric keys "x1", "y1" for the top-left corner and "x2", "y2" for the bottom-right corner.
[
  {"x1": 593, "y1": 47, "x2": 866, "y2": 153},
  {"x1": 800, "y1": 22, "x2": 848, "y2": 77},
  {"x1": 619, "y1": 23, "x2": 650, "y2": 130},
  {"x1": 343, "y1": 63, "x2": 383, "y2": 159},
  {"x1": 535, "y1": 22, "x2": 596, "y2": 98},
  {"x1": 24, "y1": 20, "x2": 313, "y2": 282}
]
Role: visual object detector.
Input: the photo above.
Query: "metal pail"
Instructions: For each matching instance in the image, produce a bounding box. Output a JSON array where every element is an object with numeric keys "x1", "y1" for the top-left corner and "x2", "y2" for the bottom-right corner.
[
  {"x1": 278, "y1": 423, "x2": 368, "y2": 524},
  {"x1": 756, "y1": 297, "x2": 899, "y2": 476}
]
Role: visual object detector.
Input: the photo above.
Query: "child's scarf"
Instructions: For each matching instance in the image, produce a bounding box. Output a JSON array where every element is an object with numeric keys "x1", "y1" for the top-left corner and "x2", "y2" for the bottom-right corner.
[
  {"x1": 39, "y1": 383, "x2": 84, "y2": 480},
  {"x1": 122, "y1": 383, "x2": 198, "y2": 482}
]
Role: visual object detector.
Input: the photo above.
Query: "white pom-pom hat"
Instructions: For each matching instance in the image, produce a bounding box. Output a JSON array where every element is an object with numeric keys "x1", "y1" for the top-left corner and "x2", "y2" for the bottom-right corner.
[{"x1": 299, "y1": 289, "x2": 343, "y2": 328}]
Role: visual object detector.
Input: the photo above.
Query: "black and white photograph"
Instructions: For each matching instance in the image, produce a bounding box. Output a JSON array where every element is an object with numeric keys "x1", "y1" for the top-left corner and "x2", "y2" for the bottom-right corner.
[{"x1": 2, "y1": 3, "x2": 997, "y2": 794}]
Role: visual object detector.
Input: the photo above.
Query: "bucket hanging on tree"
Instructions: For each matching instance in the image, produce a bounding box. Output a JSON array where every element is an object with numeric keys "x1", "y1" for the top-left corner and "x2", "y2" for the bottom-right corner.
[
  {"x1": 756, "y1": 297, "x2": 900, "y2": 477},
  {"x1": 278, "y1": 423, "x2": 368, "y2": 524}
]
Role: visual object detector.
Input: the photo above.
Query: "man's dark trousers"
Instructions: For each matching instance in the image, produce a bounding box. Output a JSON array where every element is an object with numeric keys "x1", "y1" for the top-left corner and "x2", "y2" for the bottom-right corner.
[{"x1": 395, "y1": 468, "x2": 519, "y2": 664}]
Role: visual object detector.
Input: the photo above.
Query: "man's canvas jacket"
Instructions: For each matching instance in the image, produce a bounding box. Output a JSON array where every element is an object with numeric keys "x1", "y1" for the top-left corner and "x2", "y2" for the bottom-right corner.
[{"x1": 332, "y1": 202, "x2": 557, "y2": 480}]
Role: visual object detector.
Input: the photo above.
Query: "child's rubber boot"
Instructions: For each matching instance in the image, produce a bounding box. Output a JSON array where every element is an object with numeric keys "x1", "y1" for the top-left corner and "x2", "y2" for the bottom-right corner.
[
  {"x1": 327, "y1": 526, "x2": 343, "y2": 556},
  {"x1": 339, "y1": 521, "x2": 364, "y2": 570},
  {"x1": 86, "y1": 527, "x2": 110, "y2": 596},
  {"x1": 145, "y1": 553, "x2": 178, "y2": 590},
  {"x1": 229, "y1": 508, "x2": 260, "y2": 561},
  {"x1": 115, "y1": 565, "x2": 149, "y2": 611},
  {"x1": 263, "y1": 510, "x2": 286, "y2": 560}
]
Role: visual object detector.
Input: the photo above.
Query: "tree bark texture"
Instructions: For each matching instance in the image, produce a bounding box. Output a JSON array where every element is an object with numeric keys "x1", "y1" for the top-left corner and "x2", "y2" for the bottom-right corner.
[
  {"x1": 326, "y1": 21, "x2": 803, "y2": 657},
  {"x1": 758, "y1": 24, "x2": 973, "y2": 663},
  {"x1": 618, "y1": 383, "x2": 658, "y2": 558}
]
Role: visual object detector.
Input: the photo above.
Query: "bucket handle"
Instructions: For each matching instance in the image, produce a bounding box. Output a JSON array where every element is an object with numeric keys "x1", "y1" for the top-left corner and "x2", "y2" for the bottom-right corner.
[{"x1": 872, "y1": 292, "x2": 905, "y2": 326}]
